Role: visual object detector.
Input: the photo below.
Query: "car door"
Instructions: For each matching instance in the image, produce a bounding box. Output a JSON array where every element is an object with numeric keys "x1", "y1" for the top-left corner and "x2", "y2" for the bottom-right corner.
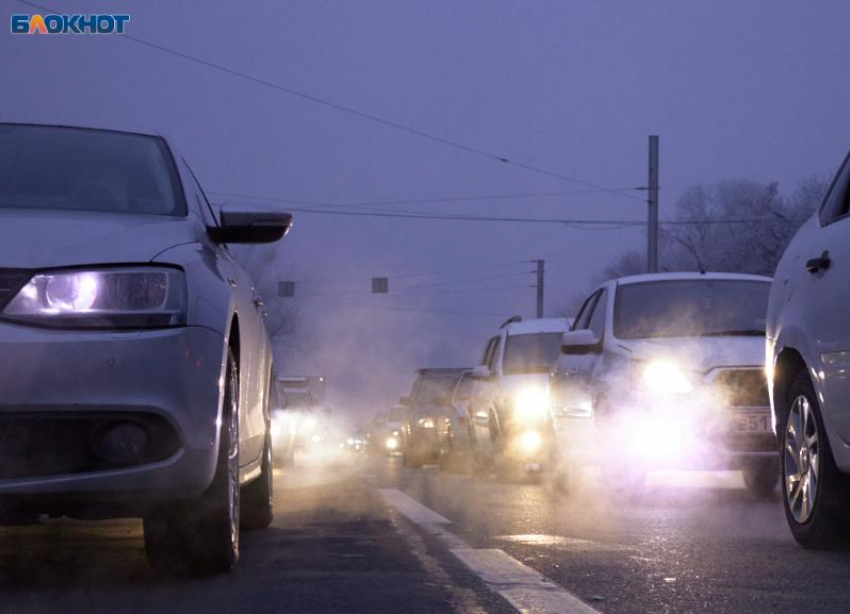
[
  {"x1": 186, "y1": 165, "x2": 268, "y2": 464},
  {"x1": 796, "y1": 154, "x2": 850, "y2": 443},
  {"x1": 553, "y1": 289, "x2": 604, "y2": 416},
  {"x1": 470, "y1": 336, "x2": 501, "y2": 450}
]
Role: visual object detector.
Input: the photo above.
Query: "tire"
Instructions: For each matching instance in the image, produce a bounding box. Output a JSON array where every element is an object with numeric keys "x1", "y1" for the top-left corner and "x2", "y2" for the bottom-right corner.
[
  {"x1": 144, "y1": 349, "x2": 241, "y2": 575},
  {"x1": 743, "y1": 458, "x2": 779, "y2": 498},
  {"x1": 241, "y1": 427, "x2": 274, "y2": 530},
  {"x1": 781, "y1": 371, "x2": 850, "y2": 549}
]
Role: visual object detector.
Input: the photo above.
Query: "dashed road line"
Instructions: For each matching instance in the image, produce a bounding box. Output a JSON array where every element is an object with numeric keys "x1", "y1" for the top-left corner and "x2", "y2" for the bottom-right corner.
[{"x1": 379, "y1": 488, "x2": 602, "y2": 614}]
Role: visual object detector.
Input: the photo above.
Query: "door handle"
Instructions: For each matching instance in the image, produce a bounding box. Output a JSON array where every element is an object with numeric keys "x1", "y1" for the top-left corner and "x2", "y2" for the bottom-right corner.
[
  {"x1": 806, "y1": 251, "x2": 832, "y2": 274},
  {"x1": 253, "y1": 295, "x2": 265, "y2": 309}
]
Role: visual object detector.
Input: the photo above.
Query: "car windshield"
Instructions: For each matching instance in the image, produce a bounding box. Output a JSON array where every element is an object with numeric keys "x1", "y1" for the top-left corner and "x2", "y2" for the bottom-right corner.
[
  {"x1": 387, "y1": 407, "x2": 406, "y2": 421},
  {"x1": 0, "y1": 124, "x2": 184, "y2": 216},
  {"x1": 413, "y1": 374, "x2": 458, "y2": 402},
  {"x1": 454, "y1": 375, "x2": 473, "y2": 400},
  {"x1": 614, "y1": 280, "x2": 770, "y2": 340},
  {"x1": 503, "y1": 333, "x2": 563, "y2": 374}
]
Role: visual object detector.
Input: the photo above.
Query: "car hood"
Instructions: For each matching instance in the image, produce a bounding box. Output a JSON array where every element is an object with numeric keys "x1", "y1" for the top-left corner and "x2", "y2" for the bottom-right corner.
[
  {"x1": 0, "y1": 209, "x2": 200, "y2": 268},
  {"x1": 621, "y1": 335, "x2": 766, "y2": 372}
]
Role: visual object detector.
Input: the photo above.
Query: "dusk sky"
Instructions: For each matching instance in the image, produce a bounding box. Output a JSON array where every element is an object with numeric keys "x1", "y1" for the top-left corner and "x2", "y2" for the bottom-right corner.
[{"x1": 4, "y1": 0, "x2": 850, "y2": 420}]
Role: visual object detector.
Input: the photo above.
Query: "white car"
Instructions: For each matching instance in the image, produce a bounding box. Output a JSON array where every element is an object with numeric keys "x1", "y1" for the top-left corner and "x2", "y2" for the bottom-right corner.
[
  {"x1": 767, "y1": 150, "x2": 850, "y2": 547},
  {"x1": 468, "y1": 317, "x2": 572, "y2": 477},
  {"x1": 0, "y1": 123, "x2": 291, "y2": 573},
  {"x1": 550, "y1": 273, "x2": 776, "y2": 495}
]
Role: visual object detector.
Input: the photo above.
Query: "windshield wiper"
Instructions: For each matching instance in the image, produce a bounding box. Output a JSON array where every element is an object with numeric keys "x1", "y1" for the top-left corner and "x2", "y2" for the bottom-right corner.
[{"x1": 696, "y1": 330, "x2": 765, "y2": 337}]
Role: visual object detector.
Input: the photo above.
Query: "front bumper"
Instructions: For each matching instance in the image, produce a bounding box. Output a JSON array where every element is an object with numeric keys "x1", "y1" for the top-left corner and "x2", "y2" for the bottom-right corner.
[
  {"x1": 0, "y1": 321, "x2": 226, "y2": 509},
  {"x1": 406, "y1": 428, "x2": 439, "y2": 460},
  {"x1": 557, "y1": 394, "x2": 776, "y2": 471}
]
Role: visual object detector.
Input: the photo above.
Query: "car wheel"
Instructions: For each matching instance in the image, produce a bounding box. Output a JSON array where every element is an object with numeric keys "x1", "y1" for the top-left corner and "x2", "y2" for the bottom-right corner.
[
  {"x1": 241, "y1": 426, "x2": 274, "y2": 530},
  {"x1": 144, "y1": 349, "x2": 241, "y2": 575},
  {"x1": 781, "y1": 372, "x2": 850, "y2": 548},
  {"x1": 743, "y1": 458, "x2": 779, "y2": 498}
]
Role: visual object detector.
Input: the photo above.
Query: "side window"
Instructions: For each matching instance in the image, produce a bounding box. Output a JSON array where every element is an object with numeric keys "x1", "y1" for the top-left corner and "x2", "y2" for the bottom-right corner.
[
  {"x1": 480, "y1": 337, "x2": 497, "y2": 366},
  {"x1": 587, "y1": 288, "x2": 608, "y2": 339},
  {"x1": 573, "y1": 291, "x2": 600, "y2": 330},
  {"x1": 819, "y1": 152, "x2": 850, "y2": 225},
  {"x1": 488, "y1": 337, "x2": 502, "y2": 371}
]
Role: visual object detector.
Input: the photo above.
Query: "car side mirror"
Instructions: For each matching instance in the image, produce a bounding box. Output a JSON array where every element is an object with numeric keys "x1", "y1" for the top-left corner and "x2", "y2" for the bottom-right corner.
[
  {"x1": 471, "y1": 365, "x2": 492, "y2": 379},
  {"x1": 561, "y1": 330, "x2": 601, "y2": 355},
  {"x1": 208, "y1": 209, "x2": 293, "y2": 244}
]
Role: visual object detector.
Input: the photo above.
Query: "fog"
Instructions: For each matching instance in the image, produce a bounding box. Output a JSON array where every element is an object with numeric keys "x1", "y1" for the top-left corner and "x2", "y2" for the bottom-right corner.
[{"x1": 5, "y1": 1, "x2": 850, "y2": 419}]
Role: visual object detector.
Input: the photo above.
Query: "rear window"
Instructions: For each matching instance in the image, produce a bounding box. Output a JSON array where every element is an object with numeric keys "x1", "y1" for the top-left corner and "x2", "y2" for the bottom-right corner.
[
  {"x1": 412, "y1": 374, "x2": 458, "y2": 402},
  {"x1": 387, "y1": 407, "x2": 406, "y2": 421},
  {"x1": 0, "y1": 124, "x2": 184, "y2": 216}
]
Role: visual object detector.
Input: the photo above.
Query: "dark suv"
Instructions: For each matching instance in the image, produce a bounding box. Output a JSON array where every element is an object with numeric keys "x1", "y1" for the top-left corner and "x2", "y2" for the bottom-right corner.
[{"x1": 400, "y1": 368, "x2": 467, "y2": 468}]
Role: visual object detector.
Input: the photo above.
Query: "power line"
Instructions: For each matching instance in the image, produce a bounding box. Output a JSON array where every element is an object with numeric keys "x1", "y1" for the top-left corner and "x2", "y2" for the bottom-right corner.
[
  {"x1": 213, "y1": 188, "x2": 638, "y2": 210},
  {"x1": 298, "y1": 284, "x2": 531, "y2": 299},
  {"x1": 347, "y1": 305, "x2": 517, "y2": 318},
  {"x1": 15, "y1": 0, "x2": 642, "y2": 203},
  {"x1": 218, "y1": 189, "x2": 807, "y2": 228},
  {"x1": 289, "y1": 260, "x2": 529, "y2": 284},
  {"x1": 400, "y1": 271, "x2": 533, "y2": 291}
]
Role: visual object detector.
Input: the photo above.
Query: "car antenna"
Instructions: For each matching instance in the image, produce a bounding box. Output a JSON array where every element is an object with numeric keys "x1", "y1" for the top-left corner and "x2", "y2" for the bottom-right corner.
[{"x1": 499, "y1": 315, "x2": 522, "y2": 329}]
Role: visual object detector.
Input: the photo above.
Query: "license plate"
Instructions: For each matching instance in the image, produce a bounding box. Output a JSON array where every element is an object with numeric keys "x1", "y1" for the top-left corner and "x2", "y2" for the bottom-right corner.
[{"x1": 732, "y1": 411, "x2": 772, "y2": 433}]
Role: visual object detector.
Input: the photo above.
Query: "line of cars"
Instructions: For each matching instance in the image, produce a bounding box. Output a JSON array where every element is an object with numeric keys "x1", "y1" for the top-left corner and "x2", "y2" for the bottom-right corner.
[{"x1": 375, "y1": 146, "x2": 850, "y2": 548}]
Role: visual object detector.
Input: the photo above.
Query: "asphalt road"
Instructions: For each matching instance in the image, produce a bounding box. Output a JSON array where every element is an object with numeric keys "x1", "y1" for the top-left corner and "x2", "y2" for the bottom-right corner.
[
  {"x1": 4, "y1": 452, "x2": 850, "y2": 614},
  {"x1": 376, "y1": 458, "x2": 850, "y2": 614}
]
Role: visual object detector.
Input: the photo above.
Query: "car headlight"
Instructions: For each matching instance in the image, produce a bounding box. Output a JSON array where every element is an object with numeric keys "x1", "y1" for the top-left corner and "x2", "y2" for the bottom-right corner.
[
  {"x1": 637, "y1": 360, "x2": 693, "y2": 395},
  {"x1": 2, "y1": 267, "x2": 186, "y2": 329},
  {"x1": 417, "y1": 417, "x2": 435, "y2": 429},
  {"x1": 512, "y1": 388, "x2": 549, "y2": 420}
]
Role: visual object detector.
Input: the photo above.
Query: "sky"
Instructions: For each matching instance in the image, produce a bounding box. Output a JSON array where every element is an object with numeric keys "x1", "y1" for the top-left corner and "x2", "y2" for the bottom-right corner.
[{"x1": 3, "y1": 0, "x2": 850, "y2": 422}]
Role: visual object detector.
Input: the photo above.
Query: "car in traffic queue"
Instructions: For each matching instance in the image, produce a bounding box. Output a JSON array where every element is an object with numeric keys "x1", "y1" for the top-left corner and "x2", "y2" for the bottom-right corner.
[
  {"x1": 468, "y1": 317, "x2": 572, "y2": 479},
  {"x1": 767, "y1": 148, "x2": 850, "y2": 548},
  {"x1": 269, "y1": 379, "x2": 297, "y2": 467},
  {"x1": 550, "y1": 272, "x2": 777, "y2": 496},
  {"x1": 400, "y1": 368, "x2": 466, "y2": 468},
  {"x1": 380, "y1": 405, "x2": 407, "y2": 454},
  {"x1": 436, "y1": 369, "x2": 476, "y2": 472},
  {"x1": 0, "y1": 122, "x2": 292, "y2": 574}
]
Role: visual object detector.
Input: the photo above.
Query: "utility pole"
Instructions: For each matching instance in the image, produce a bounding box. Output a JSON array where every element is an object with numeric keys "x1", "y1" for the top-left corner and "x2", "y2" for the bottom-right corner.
[
  {"x1": 535, "y1": 259, "x2": 544, "y2": 318},
  {"x1": 647, "y1": 135, "x2": 660, "y2": 273}
]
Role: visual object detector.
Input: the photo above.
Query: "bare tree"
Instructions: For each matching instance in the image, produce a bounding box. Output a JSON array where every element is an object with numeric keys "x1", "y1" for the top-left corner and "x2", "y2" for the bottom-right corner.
[{"x1": 597, "y1": 175, "x2": 829, "y2": 293}]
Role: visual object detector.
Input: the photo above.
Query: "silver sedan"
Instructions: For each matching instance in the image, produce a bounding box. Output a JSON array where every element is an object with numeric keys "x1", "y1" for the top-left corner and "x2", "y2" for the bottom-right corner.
[{"x1": 0, "y1": 122, "x2": 291, "y2": 574}]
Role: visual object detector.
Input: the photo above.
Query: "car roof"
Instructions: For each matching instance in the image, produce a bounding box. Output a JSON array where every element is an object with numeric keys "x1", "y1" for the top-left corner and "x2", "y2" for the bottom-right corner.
[
  {"x1": 415, "y1": 367, "x2": 469, "y2": 375},
  {"x1": 504, "y1": 317, "x2": 571, "y2": 335},
  {"x1": 0, "y1": 121, "x2": 167, "y2": 140},
  {"x1": 614, "y1": 272, "x2": 772, "y2": 286}
]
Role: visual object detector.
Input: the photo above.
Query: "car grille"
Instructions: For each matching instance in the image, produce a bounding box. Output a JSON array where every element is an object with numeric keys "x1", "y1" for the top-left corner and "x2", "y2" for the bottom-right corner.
[
  {"x1": 714, "y1": 369, "x2": 770, "y2": 407},
  {"x1": 0, "y1": 268, "x2": 31, "y2": 310}
]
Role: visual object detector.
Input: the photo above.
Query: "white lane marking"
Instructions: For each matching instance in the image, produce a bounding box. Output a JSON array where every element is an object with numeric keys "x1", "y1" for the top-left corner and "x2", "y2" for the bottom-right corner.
[
  {"x1": 379, "y1": 488, "x2": 602, "y2": 614},
  {"x1": 379, "y1": 488, "x2": 452, "y2": 525}
]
